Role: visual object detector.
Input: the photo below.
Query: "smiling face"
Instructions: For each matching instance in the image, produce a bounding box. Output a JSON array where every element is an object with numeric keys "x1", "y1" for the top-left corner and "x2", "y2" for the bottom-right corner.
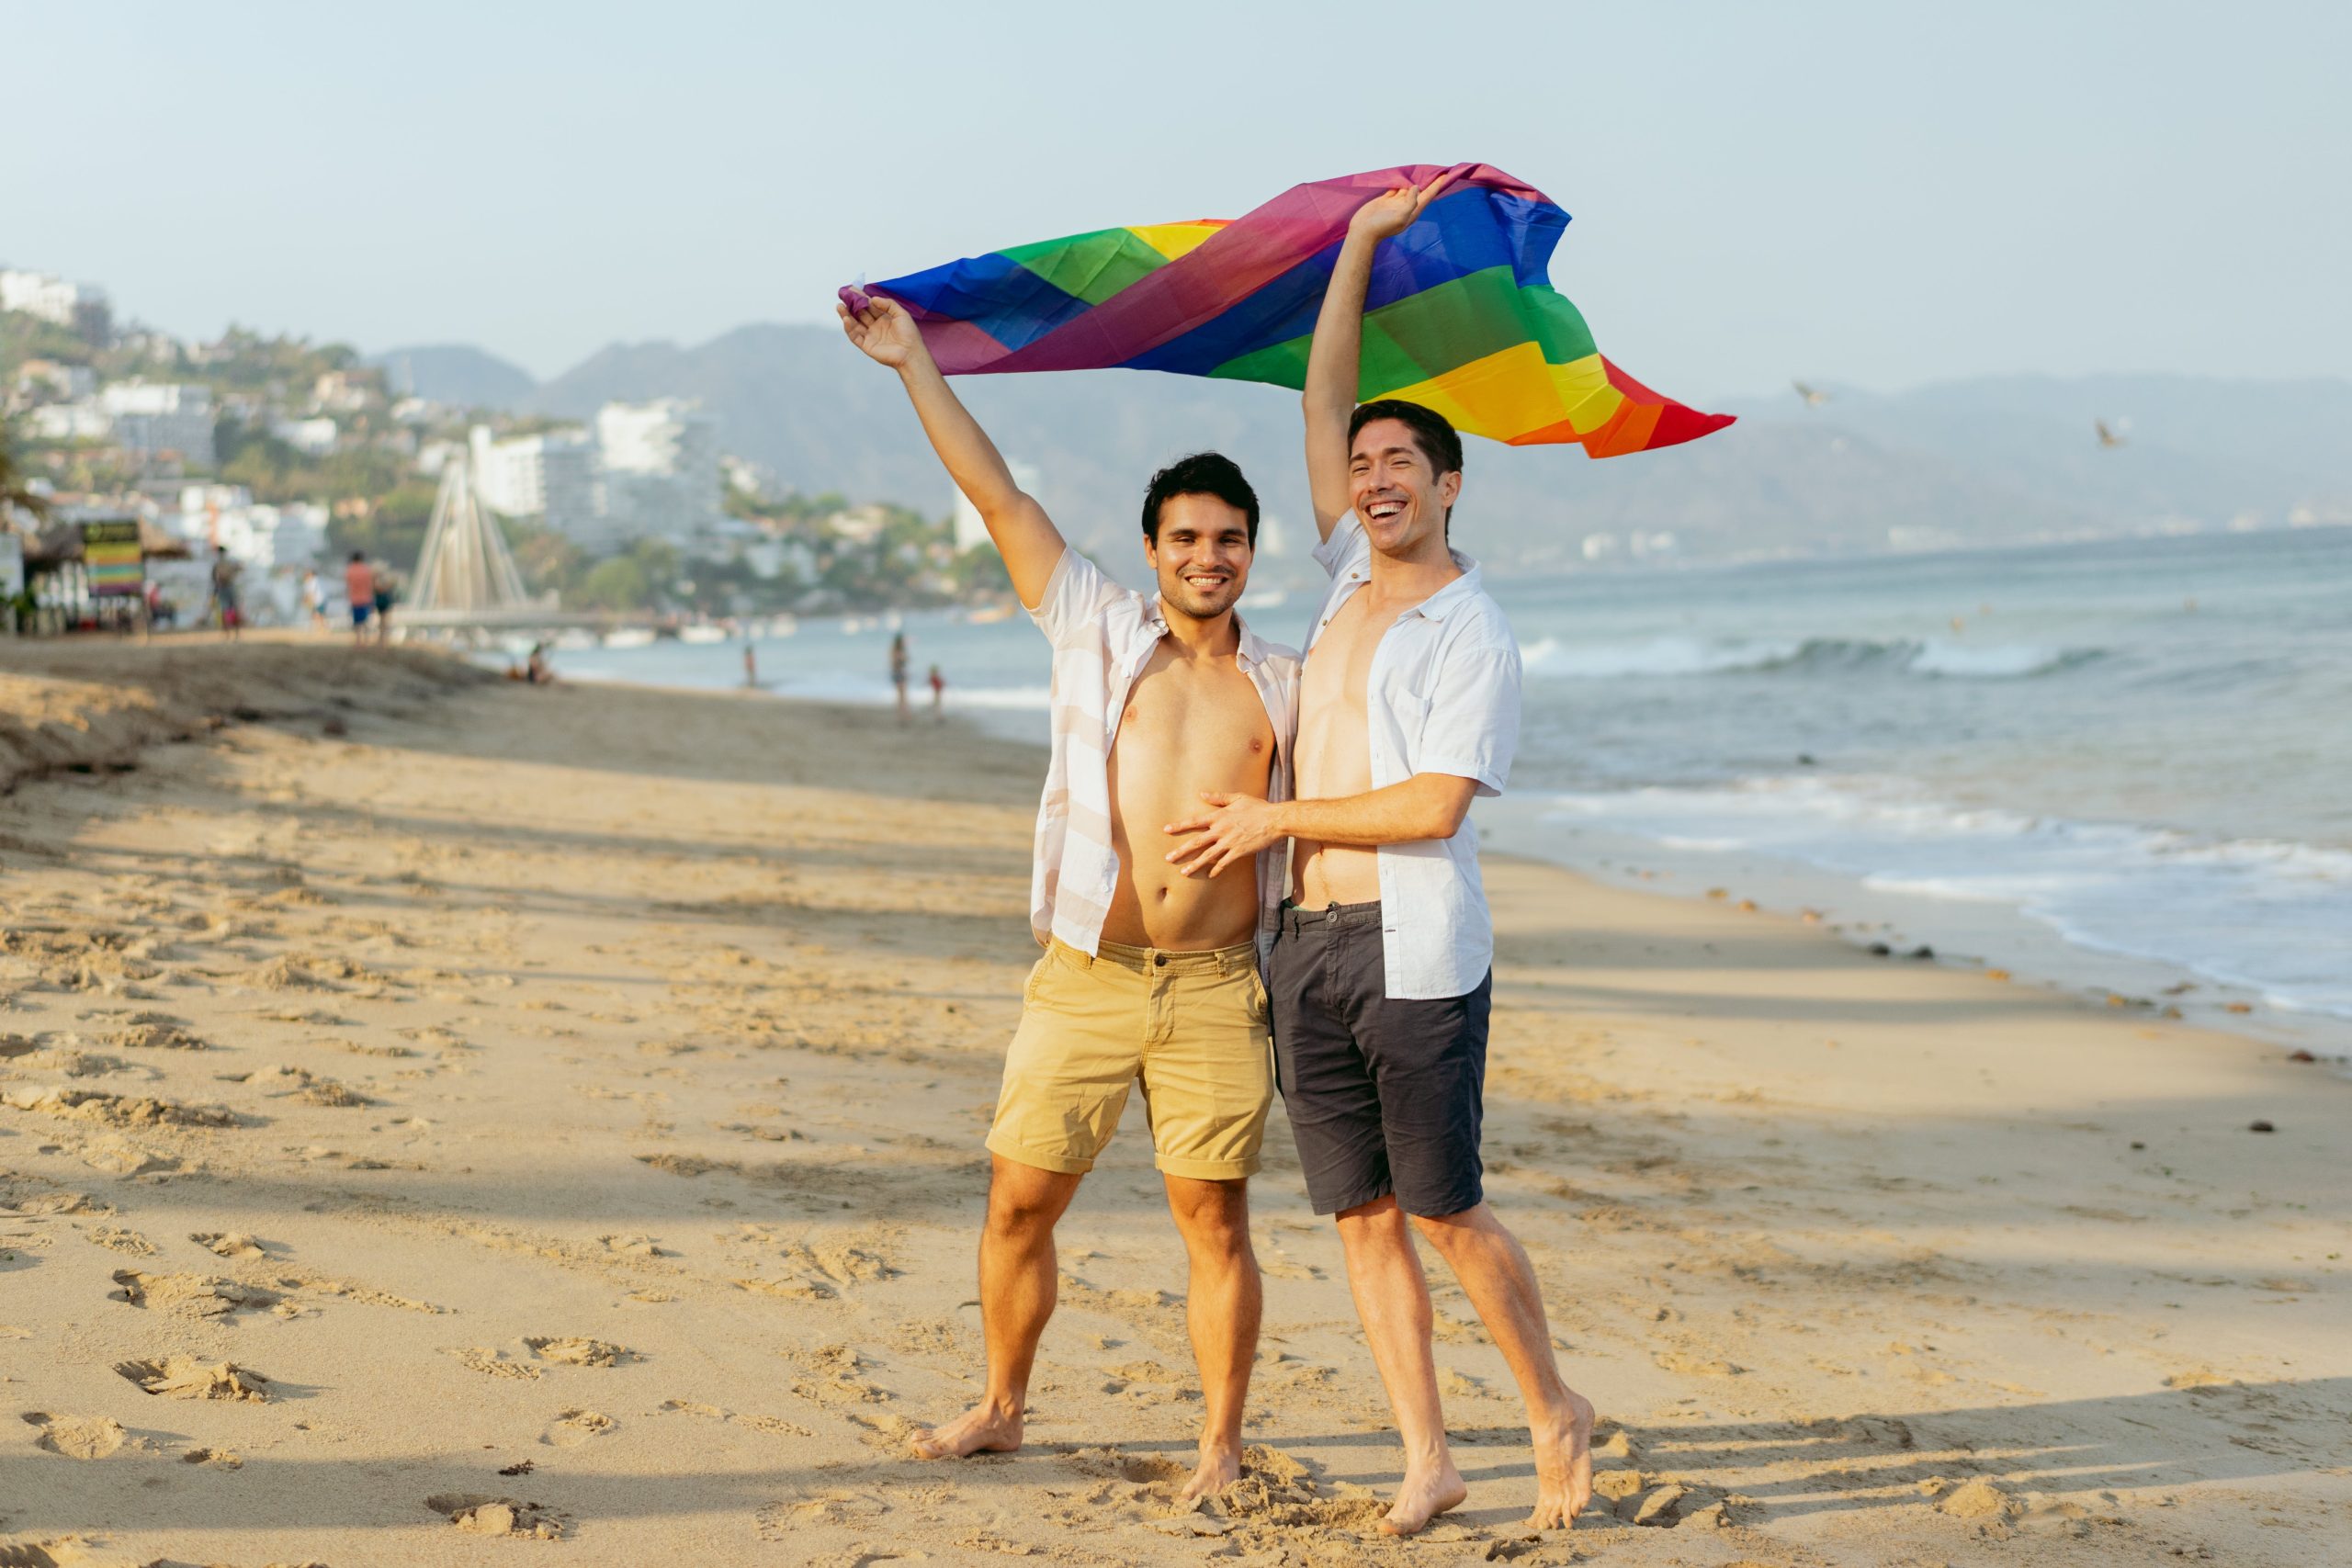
[
  {"x1": 1145, "y1": 491, "x2": 1254, "y2": 622},
  {"x1": 1350, "y1": 416, "x2": 1463, "y2": 558}
]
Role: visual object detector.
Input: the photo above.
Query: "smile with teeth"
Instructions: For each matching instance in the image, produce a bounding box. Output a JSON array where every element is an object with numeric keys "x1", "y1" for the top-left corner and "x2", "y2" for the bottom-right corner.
[{"x1": 1366, "y1": 500, "x2": 1406, "y2": 520}]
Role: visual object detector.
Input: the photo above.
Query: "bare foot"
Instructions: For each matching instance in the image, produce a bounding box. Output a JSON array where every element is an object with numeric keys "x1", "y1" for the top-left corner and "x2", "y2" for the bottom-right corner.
[
  {"x1": 1378, "y1": 1459, "x2": 1468, "y2": 1536},
  {"x1": 1527, "y1": 1388, "x2": 1597, "y2": 1528},
  {"x1": 1176, "y1": 1441, "x2": 1241, "y2": 1506},
  {"x1": 910, "y1": 1403, "x2": 1023, "y2": 1460}
]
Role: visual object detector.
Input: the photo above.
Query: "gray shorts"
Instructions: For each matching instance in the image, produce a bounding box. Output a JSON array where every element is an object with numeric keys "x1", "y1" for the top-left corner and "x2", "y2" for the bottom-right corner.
[{"x1": 1268, "y1": 900, "x2": 1490, "y2": 1218}]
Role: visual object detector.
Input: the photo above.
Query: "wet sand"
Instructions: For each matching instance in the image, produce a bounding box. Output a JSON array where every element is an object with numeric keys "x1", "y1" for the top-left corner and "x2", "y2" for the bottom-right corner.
[{"x1": 2, "y1": 640, "x2": 2345, "y2": 1566}]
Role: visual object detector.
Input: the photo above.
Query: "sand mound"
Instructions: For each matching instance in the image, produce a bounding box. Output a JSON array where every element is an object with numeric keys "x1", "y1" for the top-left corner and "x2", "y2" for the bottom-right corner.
[
  {"x1": 114, "y1": 1355, "x2": 271, "y2": 1401},
  {"x1": 424, "y1": 1494, "x2": 565, "y2": 1539},
  {"x1": 22, "y1": 1412, "x2": 126, "y2": 1460}
]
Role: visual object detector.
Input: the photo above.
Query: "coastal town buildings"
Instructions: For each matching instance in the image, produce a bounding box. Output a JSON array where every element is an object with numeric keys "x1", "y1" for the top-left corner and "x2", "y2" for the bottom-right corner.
[
  {"x1": 0, "y1": 267, "x2": 110, "y2": 341},
  {"x1": 594, "y1": 399, "x2": 719, "y2": 546},
  {"x1": 98, "y1": 381, "x2": 217, "y2": 465}
]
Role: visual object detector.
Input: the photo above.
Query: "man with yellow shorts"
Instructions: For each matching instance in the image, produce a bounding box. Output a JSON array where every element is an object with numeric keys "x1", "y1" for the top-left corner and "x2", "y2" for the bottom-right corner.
[{"x1": 841, "y1": 292, "x2": 1299, "y2": 1504}]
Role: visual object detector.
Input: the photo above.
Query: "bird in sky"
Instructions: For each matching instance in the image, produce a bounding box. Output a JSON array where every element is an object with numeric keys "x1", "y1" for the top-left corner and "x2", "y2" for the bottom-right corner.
[
  {"x1": 2096, "y1": 418, "x2": 2130, "y2": 448},
  {"x1": 1792, "y1": 380, "x2": 1830, "y2": 408}
]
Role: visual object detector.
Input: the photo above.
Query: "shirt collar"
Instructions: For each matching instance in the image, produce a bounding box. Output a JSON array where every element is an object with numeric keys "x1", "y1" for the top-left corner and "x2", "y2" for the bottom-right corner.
[
  {"x1": 1334, "y1": 547, "x2": 1486, "y2": 623},
  {"x1": 1409, "y1": 551, "x2": 1485, "y2": 622},
  {"x1": 1148, "y1": 597, "x2": 1272, "y2": 671}
]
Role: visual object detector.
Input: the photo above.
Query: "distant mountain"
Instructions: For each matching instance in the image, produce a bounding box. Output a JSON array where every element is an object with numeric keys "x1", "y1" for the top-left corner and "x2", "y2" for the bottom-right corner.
[
  {"x1": 369, "y1": 344, "x2": 537, "y2": 410},
  {"x1": 520, "y1": 322, "x2": 2352, "y2": 581}
]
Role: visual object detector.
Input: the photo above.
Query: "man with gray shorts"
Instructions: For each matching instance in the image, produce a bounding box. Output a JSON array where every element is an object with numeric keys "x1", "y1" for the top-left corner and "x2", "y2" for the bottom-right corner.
[{"x1": 1163, "y1": 175, "x2": 1596, "y2": 1537}]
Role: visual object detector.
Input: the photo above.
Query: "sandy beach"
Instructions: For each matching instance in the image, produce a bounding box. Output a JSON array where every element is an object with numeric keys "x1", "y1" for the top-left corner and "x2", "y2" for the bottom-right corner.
[{"x1": 2, "y1": 639, "x2": 2345, "y2": 1567}]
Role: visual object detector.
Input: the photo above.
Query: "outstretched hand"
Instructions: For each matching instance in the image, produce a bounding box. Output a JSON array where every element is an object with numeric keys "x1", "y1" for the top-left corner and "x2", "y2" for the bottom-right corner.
[
  {"x1": 1164, "y1": 791, "x2": 1284, "y2": 878},
  {"x1": 1346, "y1": 171, "x2": 1458, "y2": 246},
  {"x1": 837, "y1": 292, "x2": 930, "y2": 371}
]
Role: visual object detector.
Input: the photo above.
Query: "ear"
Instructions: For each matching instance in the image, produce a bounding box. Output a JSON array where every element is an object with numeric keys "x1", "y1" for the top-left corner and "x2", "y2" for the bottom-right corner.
[
  {"x1": 1142, "y1": 530, "x2": 1160, "y2": 567},
  {"x1": 1438, "y1": 468, "x2": 1464, "y2": 510}
]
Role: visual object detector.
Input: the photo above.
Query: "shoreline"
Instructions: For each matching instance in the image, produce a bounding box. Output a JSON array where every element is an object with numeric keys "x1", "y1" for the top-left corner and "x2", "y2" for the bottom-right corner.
[
  {"x1": 544, "y1": 654, "x2": 2352, "y2": 1069},
  {"x1": 2, "y1": 647, "x2": 2344, "y2": 1565}
]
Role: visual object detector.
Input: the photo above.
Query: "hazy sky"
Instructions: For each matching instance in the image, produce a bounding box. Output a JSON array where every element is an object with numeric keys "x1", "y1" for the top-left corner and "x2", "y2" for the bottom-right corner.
[{"x1": 9, "y1": 1, "x2": 2347, "y2": 398}]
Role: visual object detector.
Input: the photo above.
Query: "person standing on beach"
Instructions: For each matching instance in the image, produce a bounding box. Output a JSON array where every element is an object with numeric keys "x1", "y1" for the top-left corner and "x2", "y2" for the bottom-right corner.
[
  {"x1": 889, "y1": 630, "x2": 910, "y2": 721},
  {"x1": 841, "y1": 290, "x2": 1300, "y2": 1504},
  {"x1": 1163, "y1": 176, "x2": 1596, "y2": 1536},
  {"x1": 209, "y1": 552, "x2": 242, "y2": 640},
  {"x1": 372, "y1": 570, "x2": 397, "y2": 646},
  {"x1": 345, "y1": 551, "x2": 375, "y2": 644},
  {"x1": 301, "y1": 566, "x2": 328, "y2": 633},
  {"x1": 927, "y1": 662, "x2": 945, "y2": 719}
]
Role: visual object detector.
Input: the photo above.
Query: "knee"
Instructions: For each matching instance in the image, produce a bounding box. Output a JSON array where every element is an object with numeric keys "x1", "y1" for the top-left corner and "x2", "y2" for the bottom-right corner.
[
  {"x1": 985, "y1": 1178, "x2": 1069, "y2": 1241},
  {"x1": 1170, "y1": 1187, "x2": 1252, "y2": 1259},
  {"x1": 1408, "y1": 1201, "x2": 1495, "y2": 1255}
]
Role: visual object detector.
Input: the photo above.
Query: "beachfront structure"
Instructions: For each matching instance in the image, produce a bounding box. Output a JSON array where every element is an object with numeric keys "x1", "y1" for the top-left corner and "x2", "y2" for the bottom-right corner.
[
  {"x1": 0, "y1": 268, "x2": 111, "y2": 340},
  {"x1": 408, "y1": 446, "x2": 531, "y2": 622},
  {"x1": 594, "y1": 400, "x2": 719, "y2": 544},
  {"x1": 952, "y1": 458, "x2": 1038, "y2": 553},
  {"x1": 468, "y1": 424, "x2": 603, "y2": 546},
  {"x1": 98, "y1": 381, "x2": 216, "y2": 466}
]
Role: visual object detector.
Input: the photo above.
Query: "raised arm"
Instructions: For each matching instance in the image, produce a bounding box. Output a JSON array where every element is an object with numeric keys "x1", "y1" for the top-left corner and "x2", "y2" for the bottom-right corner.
[
  {"x1": 1302, "y1": 173, "x2": 1455, "y2": 541},
  {"x1": 840, "y1": 295, "x2": 1065, "y2": 607}
]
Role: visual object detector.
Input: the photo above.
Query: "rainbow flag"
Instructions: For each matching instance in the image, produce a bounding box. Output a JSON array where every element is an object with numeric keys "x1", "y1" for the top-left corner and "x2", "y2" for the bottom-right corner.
[{"x1": 866, "y1": 163, "x2": 1732, "y2": 457}]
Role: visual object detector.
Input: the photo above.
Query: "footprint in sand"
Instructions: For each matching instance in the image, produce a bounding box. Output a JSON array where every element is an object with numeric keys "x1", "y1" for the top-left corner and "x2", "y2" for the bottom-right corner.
[
  {"x1": 542, "y1": 1408, "x2": 616, "y2": 1447},
  {"x1": 443, "y1": 1346, "x2": 540, "y2": 1381},
  {"x1": 22, "y1": 1412, "x2": 127, "y2": 1460},
  {"x1": 113, "y1": 1356, "x2": 270, "y2": 1402},
  {"x1": 523, "y1": 1336, "x2": 632, "y2": 1367},
  {"x1": 109, "y1": 1270, "x2": 279, "y2": 1317},
  {"x1": 188, "y1": 1230, "x2": 266, "y2": 1258}
]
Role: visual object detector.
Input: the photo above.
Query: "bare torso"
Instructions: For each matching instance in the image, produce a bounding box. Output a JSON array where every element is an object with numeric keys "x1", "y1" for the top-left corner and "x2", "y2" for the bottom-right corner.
[
  {"x1": 1293, "y1": 584, "x2": 1410, "y2": 906},
  {"x1": 1103, "y1": 640, "x2": 1276, "y2": 949}
]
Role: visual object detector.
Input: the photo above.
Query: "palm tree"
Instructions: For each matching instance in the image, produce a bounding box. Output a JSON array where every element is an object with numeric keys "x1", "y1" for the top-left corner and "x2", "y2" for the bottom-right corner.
[{"x1": 1, "y1": 413, "x2": 51, "y2": 530}]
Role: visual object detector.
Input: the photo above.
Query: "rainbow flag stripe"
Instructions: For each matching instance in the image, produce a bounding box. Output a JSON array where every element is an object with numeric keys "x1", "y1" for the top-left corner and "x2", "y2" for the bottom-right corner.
[{"x1": 869, "y1": 164, "x2": 1732, "y2": 457}]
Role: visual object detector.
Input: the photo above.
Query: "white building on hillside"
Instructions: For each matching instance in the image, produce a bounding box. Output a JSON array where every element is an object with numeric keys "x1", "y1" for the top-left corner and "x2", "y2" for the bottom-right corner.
[
  {"x1": 0, "y1": 269, "x2": 110, "y2": 338},
  {"x1": 170, "y1": 484, "x2": 323, "y2": 571},
  {"x1": 595, "y1": 400, "x2": 719, "y2": 543},
  {"x1": 468, "y1": 424, "x2": 603, "y2": 546},
  {"x1": 214, "y1": 502, "x2": 327, "y2": 572},
  {"x1": 271, "y1": 416, "x2": 339, "y2": 457},
  {"x1": 100, "y1": 381, "x2": 215, "y2": 465},
  {"x1": 28, "y1": 400, "x2": 111, "y2": 442}
]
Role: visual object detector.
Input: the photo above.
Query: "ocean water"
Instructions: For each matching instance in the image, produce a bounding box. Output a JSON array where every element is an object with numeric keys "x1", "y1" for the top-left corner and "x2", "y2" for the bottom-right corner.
[{"x1": 548, "y1": 526, "x2": 2352, "y2": 1043}]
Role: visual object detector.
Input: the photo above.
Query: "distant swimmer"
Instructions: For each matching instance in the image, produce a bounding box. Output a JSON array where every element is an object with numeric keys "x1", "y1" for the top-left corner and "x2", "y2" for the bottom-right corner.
[
  {"x1": 2096, "y1": 418, "x2": 2130, "y2": 448},
  {"x1": 1792, "y1": 380, "x2": 1829, "y2": 408}
]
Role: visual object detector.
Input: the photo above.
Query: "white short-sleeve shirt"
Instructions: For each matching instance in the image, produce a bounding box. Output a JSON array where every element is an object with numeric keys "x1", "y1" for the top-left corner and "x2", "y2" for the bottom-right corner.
[{"x1": 1304, "y1": 512, "x2": 1522, "y2": 999}]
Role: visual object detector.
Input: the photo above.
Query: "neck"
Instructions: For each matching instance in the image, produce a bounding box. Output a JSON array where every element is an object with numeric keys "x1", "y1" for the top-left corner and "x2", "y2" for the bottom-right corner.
[
  {"x1": 1159, "y1": 601, "x2": 1241, "y2": 659},
  {"x1": 1368, "y1": 527, "x2": 1461, "y2": 599}
]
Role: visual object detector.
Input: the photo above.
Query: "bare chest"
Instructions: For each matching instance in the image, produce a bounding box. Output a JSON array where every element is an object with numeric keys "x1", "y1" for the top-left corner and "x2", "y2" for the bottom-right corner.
[{"x1": 1302, "y1": 591, "x2": 1408, "y2": 716}]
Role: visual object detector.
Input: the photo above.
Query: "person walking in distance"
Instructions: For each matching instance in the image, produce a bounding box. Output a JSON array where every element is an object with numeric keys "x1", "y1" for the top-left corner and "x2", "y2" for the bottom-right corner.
[
  {"x1": 345, "y1": 551, "x2": 375, "y2": 644},
  {"x1": 890, "y1": 630, "x2": 911, "y2": 722}
]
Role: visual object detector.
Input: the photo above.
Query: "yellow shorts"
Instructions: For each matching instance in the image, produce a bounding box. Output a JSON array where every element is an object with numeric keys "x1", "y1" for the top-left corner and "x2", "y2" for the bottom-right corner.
[{"x1": 987, "y1": 937, "x2": 1272, "y2": 1181}]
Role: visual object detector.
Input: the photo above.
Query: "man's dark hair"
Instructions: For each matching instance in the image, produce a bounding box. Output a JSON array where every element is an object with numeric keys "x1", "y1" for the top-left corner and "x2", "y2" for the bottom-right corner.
[
  {"x1": 1141, "y1": 451, "x2": 1259, "y2": 547},
  {"x1": 1348, "y1": 399, "x2": 1464, "y2": 480}
]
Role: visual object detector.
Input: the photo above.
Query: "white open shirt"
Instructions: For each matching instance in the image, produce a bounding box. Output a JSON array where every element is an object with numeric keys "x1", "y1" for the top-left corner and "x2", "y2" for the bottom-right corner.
[{"x1": 1302, "y1": 512, "x2": 1522, "y2": 999}]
